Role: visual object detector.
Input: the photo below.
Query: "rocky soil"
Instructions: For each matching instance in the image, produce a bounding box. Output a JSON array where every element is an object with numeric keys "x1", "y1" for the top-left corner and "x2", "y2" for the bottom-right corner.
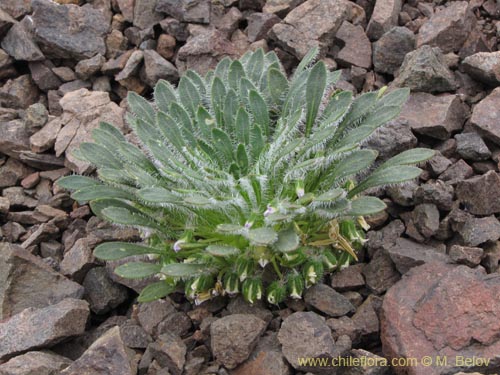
[{"x1": 1, "y1": 0, "x2": 500, "y2": 374}]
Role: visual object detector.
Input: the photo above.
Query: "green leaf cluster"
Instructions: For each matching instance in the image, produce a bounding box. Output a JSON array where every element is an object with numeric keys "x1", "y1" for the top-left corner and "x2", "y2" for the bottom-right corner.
[{"x1": 57, "y1": 48, "x2": 433, "y2": 305}]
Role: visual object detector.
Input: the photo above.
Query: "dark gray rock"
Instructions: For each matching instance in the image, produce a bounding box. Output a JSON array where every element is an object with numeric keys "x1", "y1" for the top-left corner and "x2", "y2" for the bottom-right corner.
[
  {"x1": 246, "y1": 12, "x2": 280, "y2": 43},
  {"x1": 304, "y1": 283, "x2": 355, "y2": 317},
  {"x1": 32, "y1": 0, "x2": 109, "y2": 59},
  {"x1": 0, "y1": 8, "x2": 15, "y2": 39},
  {"x1": 0, "y1": 350, "x2": 72, "y2": 375},
  {"x1": 363, "y1": 250, "x2": 400, "y2": 294},
  {"x1": 417, "y1": 1, "x2": 475, "y2": 53},
  {"x1": 75, "y1": 54, "x2": 106, "y2": 81},
  {"x1": 211, "y1": 314, "x2": 267, "y2": 369},
  {"x1": 83, "y1": 267, "x2": 129, "y2": 314},
  {"x1": 396, "y1": 92, "x2": 466, "y2": 140},
  {"x1": 133, "y1": 0, "x2": 164, "y2": 29},
  {"x1": 60, "y1": 326, "x2": 137, "y2": 375},
  {"x1": 439, "y1": 159, "x2": 474, "y2": 184},
  {"x1": 414, "y1": 180, "x2": 454, "y2": 211},
  {"x1": 462, "y1": 51, "x2": 500, "y2": 86},
  {"x1": 263, "y1": 0, "x2": 304, "y2": 17},
  {"x1": 0, "y1": 74, "x2": 39, "y2": 109},
  {"x1": 120, "y1": 319, "x2": 152, "y2": 349},
  {"x1": 351, "y1": 295, "x2": 382, "y2": 345},
  {"x1": 0, "y1": 120, "x2": 31, "y2": 160},
  {"x1": 405, "y1": 203, "x2": 440, "y2": 241},
  {"x1": 456, "y1": 171, "x2": 500, "y2": 215},
  {"x1": 137, "y1": 298, "x2": 177, "y2": 335},
  {"x1": 363, "y1": 121, "x2": 417, "y2": 161},
  {"x1": 0, "y1": 299, "x2": 89, "y2": 361},
  {"x1": 366, "y1": 0, "x2": 402, "y2": 40},
  {"x1": 270, "y1": 0, "x2": 350, "y2": 59},
  {"x1": 156, "y1": 0, "x2": 211, "y2": 24},
  {"x1": 458, "y1": 215, "x2": 500, "y2": 247},
  {"x1": 470, "y1": 87, "x2": 500, "y2": 145},
  {"x1": 0, "y1": 0, "x2": 32, "y2": 19},
  {"x1": 330, "y1": 264, "x2": 365, "y2": 292},
  {"x1": 373, "y1": 26, "x2": 415, "y2": 75},
  {"x1": 455, "y1": 132, "x2": 491, "y2": 161},
  {"x1": 227, "y1": 295, "x2": 273, "y2": 323},
  {"x1": 28, "y1": 61, "x2": 62, "y2": 91},
  {"x1": 336, "y1": 21, "x2": 372, "y2": 69},
  {"x1": 393, "y1": 45, "x2": 456, "y2": 93},
  {"x1": 148, "y1": 332, "x2": 187, "y2": 375},
  {"x1": 386, "y1": 180, "x2": 418, "y2": 207},
  {"x1": 140, "y1": 49, "x2": 179, "y2": 87},
  {"x1": 449, "y1": 245, "x2": 484, "y2": 267},
  {"x1": 387, "y1": 237, "x2": 451, "y2": 274},
  {"x1": 1, "y1": 17, "x2": 45, "y2": 62}
]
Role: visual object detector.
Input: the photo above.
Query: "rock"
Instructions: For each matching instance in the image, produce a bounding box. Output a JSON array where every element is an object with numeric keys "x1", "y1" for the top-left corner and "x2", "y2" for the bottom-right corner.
[
  {"x1": 363, "y1": 250, "x2": 400, "y2": 294},
  {"x1": 156, "y1": 34, "x2": 176, "y2": 60},
  {"x1": 449, "y1": 245, "x2": 483, "y2": 267},
  {"x1": 414, "y1": 180, "x2": 454, "y2": 211},
  {"x1": 227, "y1": 296, "x2": 273, "y2": 323},
  {"x1": 277, "y1": 311, "x2": 335, "y2": 372},
  {"x1": 363, "y1": 122, "x2": 417, "y2": 161},
  {"x1": 61, "y1": 326, "x2": 137, "y2": 375},
  {"x1": 351, "y1": 295, "x2": 382, "y2": 345},
  {"x1": 176, "y1": 29, "x2": 239, "y2": 75},
  {"x1": 330, "y1": 264, "x2": 365, "y2": 291},
  {"x1": 211, "y1": 314, "x2": 267, "y2": 369},
  {"x1": 156, "y1": 0, "x2": 211, "y2": 24},
  {"x1": 263, "y1": 0, "x2": 303, "y2": 17},
  {"x1": 140, "y1": 49, "x2": 179, "y2": 87},
  {"x1": 366, "y1": 0, "x2": 402, "y2": 41},
  {"x1": 393, "y1": 45, "x2": 456, "y2": 93},
  {"x1": 0, "y1": 298, "x2": 89, "y2": 361},
  {"x1": 28, "y1": 61, "x2": 62, "y2": 91},
  {"x1": 3, "y1": 186, "x2": 37, "y2": 209},
  {"x1": 343, "y1": 349, "x2": 390, "y2": 375},
  {"x1": 120, "y1": 319, "x2": 152, "y2": 349},
  {"x1": 148, "y1": 332, "x2": 186, "y2": 375},
  {"x1": 115, "y1": 50, "x2": 143, "y2": 81},
  {"x1": 0, "y1": 120, "x2": 31, "y2": 160},
  {"x1": 335, "y1": 21, "x2": 371, "y2": 69},
  {"x1": 387, "y1": 237, "x2": 451, "y2": 274},
  {"x1": 0, "y1": 351, "x2": 72, "y2": 375},
  {"x1": 417, "y1": 1, "x2": 475, "y2": 54},
  {"x1": 230, "y1": 333, "x2": 290, "y2": 375},
  {"x1": 83, "y1": 267, "x2": 128, "y2": 314},
  {"x1": 0, "y1": 243, "x2": 84, "y2": 319},
  {"x1": 246, "y1": 12, "x2": 280, "y2": 43},
  {"x1": 116, "y1": 0, "x2": 134, "y2": 22},
  {"x1": 428, "y1": 152, "x2": 453, "y2": 176},
  {"x1": 470, "y1": 87, "x2": 500, "y2": 145},
  {"x1": 270, "y1": 0, "x2": 350, "y2": 59},
  {"x1": 439, "y1": 159, "x2": 474, "y2": 184},
  {"x1": 455, "y1": 132, "x2": 491, "y2": 161},
  {"x1": 137, "y1": 299, "x2": 177, "y2": 335},
  {"x1": 462, "y1": 51, "x2": 500, "y2": 86},
  {"x1": 0, "y1": 74, "x2": 39, "y2": 109},
  {"x1": 30, "y1": 117, "x2": 64, "y2": 153},
  {"x1": 458, "y1": 215, "x2": 500, "y2": 247},
  {"x1": 59, "y1": 238, "x2": 96, "y2": 282},
  {"x1": 372, "y1": 26, "x2": 415, "y2": 75},
  {"x1": 382, "y1": 262, "x2": 500, "y2": 375},
  {"x1": 0, "y1": 197, "x2": 10, "y2": 215},
  {"x1": 406, "y1": 203, "x2": 440, "y2": 240},
  {"x1": 32, "y1": 0, "x2": 109, "y2": 59},
  {"x1": 160, "y1": 17, "x2": 189, "y2": 42},
  {"x1": 396, "y1": 93, "x2": 465, "y2": 140},
  {"x1": 0, "y1": 9, "x2": 15, "y2": 39},
  {"x1": 304, "y1": 283, "x2": 355, "y2": 317},
  {"x1": 0, "y1": 0, "x2": 32, "y2": 18},
  {"x1": 133, "y1": 0, "x2": 164, "y2": 29},
  {"x1": 456, "y1": 171, "x2": 500, "y2": 215},
  {"x1": 75, "y1": 54, "x2": 106, "y2": 81},
  {"x1": 386, "y1": 180, "x2": 418, "y2": 206},
  {"x1": 54, "y1": 89, "x2": 125, "y2": 173},
  {"x1": 25, "y1": 103, "x2": 49, "y2": 133},
  {"x1": 1, "y1": 17, "x2": 45, "y2": 62}
]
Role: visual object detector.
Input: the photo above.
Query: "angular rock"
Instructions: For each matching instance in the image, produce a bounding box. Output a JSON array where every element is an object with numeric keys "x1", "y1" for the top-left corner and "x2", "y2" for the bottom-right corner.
[
  {"x1": 406, "y1": 203, "x2": 440, "y2": 240},
  {"x1": 0, "y1": 74, "x2": 39, "y2": 109},
  {"x1": 32, "y1": 0, "x2": 109, "y2": 59},
  {"x1": 0, "y1": 8, "x2": 15, "y2": 39},
  {"x1": 133, "y1": 0, "x2": 164, "y2": 29},
  {"x1": 227, "y1": 296, "x2": 273, "y2": 323},
  {"x1": 366, "y1": 0, "x2": 402, "y2": 41},
  {"x1": 75, "y1": 54, "x2": 106, "y2": 81},
  {"x1": 277, "y1": 311, "x2": 335, "y2": 372},
  {"x1": 393, "y1": 45, "x2": 456, "y2": 93},
  {"x1": 28, "y1": 61, "x2": 62, "y2": 91},
  {"x1": 417, "y1": 1, "x2": 475, "y2": 54},
  {"x1": 148, "y1": 332, "x2": 186, "y2": 375},
  {"x1": 456, "y1": 171, "x2": 500, "y2": 215},
  {"x1": 330, "y1": 264, "x2": 365, "y2": 292},
  {"x1": 439, "y1": 159, "x2": 474, "y2": 184},
  {"x1": 115, "y1": 50, "x2": 143, "y2": 81},
  {"x1": 0, "y1": 0, "x2": 32, "y2": 18},
  {"x1": 386, "y1": 180, "x2": 418, "y2": 206},
  {"x1": 458, "y1": 215, "x2": 500, "y2": 247},
  {"x1": 116, "y1": 0, "x2": 134, "y2": 22},
  {"x1": 363, "y1": 250, "x2": 400, "y2": 294},
  {"x1": 0, "y1": 120, "x2": 31, "y2": 160},
  {"x1": 373, "y1": 26, "x2": 415, "y2": 75},
  {"x1": 83, "y1": 267, "x2": 128, "y2": 314},
  {"x1": 263, "y1": 0, "x2": 303, "y2": 17},
  {"x1": 351, "y1": 295, "x2": 382, "y2": 345},
  {"x1": 0, "y1": 243, "x2": 84, "y2": 320},
  {"x1": 387, "y1": 237, "x2": 451, "y2": 274},
  {"x1": 156, "y1": 33, "x2": 176, "y2": 60},
  {"x1": 61, "y1": 326, "x2": 137, "y2": 375},
  {"x1": 231, "y1": 333, "x2": 290, "y2": 375},
  {"x1": 1, "y1": 18, "x2": 45, "y2": 62},
  {"x1": 30, "y1": 117, "x2": 64, "y2": 153},
  {"x1": 137, "y1": 298, "x2": 177, "y2": 335},
  {"x1": 25, "y1": 103, "x2": 49, "y2": 133},
  {"x1": 470, "y1": 87, "x2": 500, "y2": 145},
  {"x1": 455, "y1": 132, "x2": 491, "y2": 161},
  {"x1": 120, "y1": 319, "x2": 152, "y2": 349},
  {"x1": 245, "y1": 12, "x2": 279, "y2": 43},
  {"x1": 156, "y1": 0, "x2": 211, "y2": 24},
  {"x1": 0, "y1": 350, "x2": 72, "y2": 375},
  {"x1": 449, "y1": 245, "x2": 483, "y2": 267},
  {"x1": 304, "y1": 283, "x2": 355, "y2": 317},
  {"x1": 270, "y1": 0, "x2": 350, "y2": 59},
  {"x1": 140, "y1": 49, "x2": 179, "y2": 87},
  {"x1": 382, "y1": 262, "x2": 500, "y2": 375},
  {"x1": 176, "y1": 29, "x2": 238, "y2": 75},
  {"x1": 396, "y1": 92, "x2": 465, "y2": 140},
  {"x1": 414, "y1": 179, "x2": 454, "y2": 211},
  {"x1": 211, "y1": 314, "x2": 267, "y2": 369},
  {"x1": 60, "y1": 238, "x2": 96, "y2": 282},
  {"x1": 462, "y1": 51, "x2": 500, "y2": 86},
  {"x1": 0, "y1": 299, "x2": 89, "y2": 361},
  {"x1": 363, "y1": 122, "x2": 417, "y2": 161},
  {"x1": 335, "y1": 21, "x2": 371, "y2": 69}
]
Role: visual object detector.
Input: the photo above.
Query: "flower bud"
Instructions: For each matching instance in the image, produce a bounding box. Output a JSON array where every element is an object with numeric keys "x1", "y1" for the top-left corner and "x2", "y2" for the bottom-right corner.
[
  {"x1": 287, "y1": 272, "x2": 305, "y2": 299},
  {"x1": 302, "y1": 260, "x2": 324, "y2": 287},
  {"x1": 236, "y1": 257, "x2": 255, "y2": 281},
  {"x1": 281, "y1": 248, "x2": 306, "y2": 267},
  {"x1": 242, "y1": 277, "x2": 263, "y2": 304},
  {"x1": 295, "y1": 180, "x2": 305, "y2": 198},
  {"x1": 322, "y1": 250, "x2": 338, "y2": 271},
  {"x1": 267, "y1": 281, "x2": 287, "y2": 305},
  {"x1": 223, "y1": 272, "x2": 240, "y2": 295}
]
